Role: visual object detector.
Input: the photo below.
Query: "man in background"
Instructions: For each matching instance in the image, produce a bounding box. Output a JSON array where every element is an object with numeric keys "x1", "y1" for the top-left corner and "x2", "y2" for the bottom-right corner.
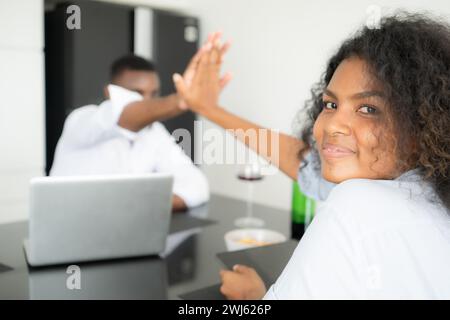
[{"x1": 50, "y1": 54, "x2": 208, "y2": 211}]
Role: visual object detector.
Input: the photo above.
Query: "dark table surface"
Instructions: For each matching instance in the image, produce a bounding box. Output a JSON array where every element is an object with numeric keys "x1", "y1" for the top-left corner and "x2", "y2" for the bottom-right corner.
[{"x1": 0, "y1": 194, "x2": 290, "y2": 299}]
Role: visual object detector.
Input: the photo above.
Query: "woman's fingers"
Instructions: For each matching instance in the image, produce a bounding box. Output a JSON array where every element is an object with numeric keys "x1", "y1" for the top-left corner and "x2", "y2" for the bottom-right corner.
[
  {"x1": 219, "y1": 265, "x2": 264, "y2": 300},
  {"x1": 233, "y1": 264, "x2": 256, "y2": 274},
  {"x1": 220, "y1": 40, "x2": 231, "y2": 56},
  {"x1": 183, "y1": 31, "x2": 220, "y2": 79},
  {"x1": 219, "y1": 269, "x2": 238, "y2": 299},
  {"x1": 173, "y1": 31, "x2": 231, "y2": 112},
  {"x1": 204, "y1": 43, "x2": 222, "y2": 86},
  {"x1": 209, "y1": 31, "x2": 222, "y2": 44},
  {"x1": 212, "y1": 37, "x2": 226, "y2": 64},
  {"x1": 209, "y1": 44, "x2": 220, "y2": 65},
  {"x1": 182, "y1": 41, "x2": 214, "y2": 89},
  {"x1": 188, "y1": 45, "x2": 230, "y2": 92},
  {"x1": 192, "y1": 46, "x2": 212, "y2": 87},
  {"x1": 206, "y1": 32, "x2": 230, "y2": 64},
  {"x1": 217, "y1": 40, "x2": 231, "y2": 64},
  {"x1": 220, "y1": 269, "x2": 230, "y2": 279},
  {"x1": 184, "y1": 31, "x2": 229, "y2": 72},
  {"x1": 183, "y1": 47, "x2": 203, "y2": 78},
  {"x1": 220, "y1": 72, "x2": 233, "y2": 90},
  {"x1": 233, "y1": 264, "x2": 245, "y2": 272},
  {"x1": 183, "y1": 31, "x2": 230, "y2": 87}
]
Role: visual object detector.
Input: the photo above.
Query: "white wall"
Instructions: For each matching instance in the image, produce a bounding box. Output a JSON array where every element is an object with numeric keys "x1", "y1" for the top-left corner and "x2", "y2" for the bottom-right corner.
[
  {"x1": 0, "y1": 0, "x2": 45, "y2": 223},
  {"x1": 97, "y1": 0, "x2": 189, "y2": 11}
]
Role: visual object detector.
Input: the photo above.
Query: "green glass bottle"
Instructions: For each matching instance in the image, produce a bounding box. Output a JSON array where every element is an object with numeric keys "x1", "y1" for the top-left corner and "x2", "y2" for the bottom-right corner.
[{"x1": 291, "y1": 181, "x2": 316, "y2": 240}]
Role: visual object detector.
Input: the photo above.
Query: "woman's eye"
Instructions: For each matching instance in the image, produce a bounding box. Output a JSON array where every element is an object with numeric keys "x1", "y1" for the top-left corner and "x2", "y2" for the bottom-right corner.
[
  {"x1": 322, "y1": 101, "x2": 337, "y2": 110},
  {"x1": 359, "y1": 105, "x2": 378, "y2": 114}
]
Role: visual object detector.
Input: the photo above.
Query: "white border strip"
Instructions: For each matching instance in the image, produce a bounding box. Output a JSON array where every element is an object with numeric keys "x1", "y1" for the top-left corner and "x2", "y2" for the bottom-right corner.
[{"x1": 134, "y1": 7, "x2": 154, "y2": 60}]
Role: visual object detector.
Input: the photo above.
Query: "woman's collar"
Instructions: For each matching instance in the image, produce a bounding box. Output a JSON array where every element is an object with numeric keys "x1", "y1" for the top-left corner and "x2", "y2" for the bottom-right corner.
[{"x1": 395, "y1": 168, "x2": 422, "y2": 182}]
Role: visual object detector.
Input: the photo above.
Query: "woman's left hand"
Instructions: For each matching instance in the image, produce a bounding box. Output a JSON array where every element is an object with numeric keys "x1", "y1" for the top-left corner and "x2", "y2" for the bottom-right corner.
[{"x1": 220, "y1": 265, "x2": 267, "y2": 300}]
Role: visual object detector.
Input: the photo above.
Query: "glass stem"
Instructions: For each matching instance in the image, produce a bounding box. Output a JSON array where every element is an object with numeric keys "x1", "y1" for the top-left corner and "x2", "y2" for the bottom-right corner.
[{"x1": 247, "y1": 182, "x2": 254, "y2": 219}]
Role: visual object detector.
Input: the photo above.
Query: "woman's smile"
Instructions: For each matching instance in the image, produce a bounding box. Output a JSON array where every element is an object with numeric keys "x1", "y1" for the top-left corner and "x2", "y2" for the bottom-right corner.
[{"x1": 320, "y1": 142, "x2": 356, "y2": 160}]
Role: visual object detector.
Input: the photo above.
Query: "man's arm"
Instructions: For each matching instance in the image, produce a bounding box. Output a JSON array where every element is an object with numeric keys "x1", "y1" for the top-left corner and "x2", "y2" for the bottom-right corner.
[
  {"x1": 172, "y1": 194, "x2": 188, "y2": 212},
  {"x1": 117, "y1": 94, "x2": 185, "y2": 132}
]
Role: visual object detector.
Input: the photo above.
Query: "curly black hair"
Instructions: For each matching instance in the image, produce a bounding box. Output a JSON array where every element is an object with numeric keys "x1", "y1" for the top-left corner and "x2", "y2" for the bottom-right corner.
[{"x1": 298, "y1": 12, "x2": 450, "y2": 210}]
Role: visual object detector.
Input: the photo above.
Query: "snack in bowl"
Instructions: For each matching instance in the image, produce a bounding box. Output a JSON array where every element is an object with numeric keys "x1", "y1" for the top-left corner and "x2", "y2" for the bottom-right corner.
[
  {"x1": 237, "y1": 237, "x2": 273, "y2": 247},
  {"x1": 224, "y1": 228, "x2": 287, "y2": 251}
]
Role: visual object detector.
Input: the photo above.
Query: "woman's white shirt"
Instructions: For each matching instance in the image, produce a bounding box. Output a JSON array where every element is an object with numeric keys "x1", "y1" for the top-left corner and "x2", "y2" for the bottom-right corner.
[{"x1": 264, "y1": 152, "x2": 450, "y2": 299}]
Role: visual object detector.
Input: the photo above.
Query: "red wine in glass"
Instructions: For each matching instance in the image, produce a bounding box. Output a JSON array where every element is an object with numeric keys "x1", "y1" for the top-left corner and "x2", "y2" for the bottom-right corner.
[
  {"x1": 237, "y1": 174, "x2": 264, "y2": 181},
  {"x1": 234, "y1": 164, "x2": 265, "y2": 228}
]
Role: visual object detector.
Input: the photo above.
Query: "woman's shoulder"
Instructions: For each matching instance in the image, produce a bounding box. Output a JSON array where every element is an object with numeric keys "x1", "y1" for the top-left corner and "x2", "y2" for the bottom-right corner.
[
  {"x1": 328, "y1": 178, "x2": 397, "y2": 203},
  {"x1": 322, "y1": 177, "x2": 425, "y2": 227}
]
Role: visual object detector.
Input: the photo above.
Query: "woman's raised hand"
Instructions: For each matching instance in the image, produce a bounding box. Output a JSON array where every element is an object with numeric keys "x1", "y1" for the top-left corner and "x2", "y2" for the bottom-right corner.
[{"x1": 173, "y1": 32, "x2": 232, "y2": 114}]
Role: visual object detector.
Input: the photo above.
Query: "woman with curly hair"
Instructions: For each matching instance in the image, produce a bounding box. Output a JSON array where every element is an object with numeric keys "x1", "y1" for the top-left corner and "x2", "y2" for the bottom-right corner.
[{"x1": 173, "y1": 12, "x2": 450, "y2": 299}]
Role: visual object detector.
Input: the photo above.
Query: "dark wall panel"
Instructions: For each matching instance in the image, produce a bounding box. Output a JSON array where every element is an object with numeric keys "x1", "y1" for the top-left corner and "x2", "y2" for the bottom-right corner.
[
  {"x1": 45, "y1": 0, "x2": 133, "y2": 173},
  {"x1": 71, "y1": 1, "x2": 134, "y2": 109},
  {"x1": 153, "y1": 10, "x2": 199, "y2": 162}
]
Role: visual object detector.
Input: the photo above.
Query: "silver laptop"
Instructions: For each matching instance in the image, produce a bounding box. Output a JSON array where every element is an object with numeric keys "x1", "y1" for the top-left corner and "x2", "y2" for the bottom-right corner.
[
  {"x1": 24, "y1": 173, "x2": 173, "y2": 267},
  {"x1": 28, "y1": 257, "x2": 168, "y2": 299}
]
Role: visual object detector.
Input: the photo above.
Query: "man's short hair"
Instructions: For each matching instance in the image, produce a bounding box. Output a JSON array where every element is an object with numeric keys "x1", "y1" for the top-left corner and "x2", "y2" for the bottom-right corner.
[{"x1": 110, "y1": 54, "x2": 156, "y2": 81}]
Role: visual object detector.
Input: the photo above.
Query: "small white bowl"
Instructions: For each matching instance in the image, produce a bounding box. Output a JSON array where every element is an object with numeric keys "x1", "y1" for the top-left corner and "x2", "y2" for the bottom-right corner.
[{"x1": 224, "y1": 228, "x2": 287, "y2": 251}]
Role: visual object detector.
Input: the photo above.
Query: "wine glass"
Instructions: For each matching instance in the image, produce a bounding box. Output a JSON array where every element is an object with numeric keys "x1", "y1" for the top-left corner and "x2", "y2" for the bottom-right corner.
[{"x1": 234, "y1": 163, "x2": 265, "y2": 228}]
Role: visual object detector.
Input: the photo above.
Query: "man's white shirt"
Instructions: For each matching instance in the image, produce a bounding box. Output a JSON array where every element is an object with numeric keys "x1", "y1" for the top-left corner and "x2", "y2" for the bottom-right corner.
[{"x1": 50, "y1": 85, "x2": 209, "y2": 208}]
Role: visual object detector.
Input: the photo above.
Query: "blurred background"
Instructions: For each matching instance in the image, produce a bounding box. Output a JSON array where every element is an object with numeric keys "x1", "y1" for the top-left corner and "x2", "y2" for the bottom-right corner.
[{"x1": 0, "y1": 0, "x2": 449, "y2": 223}]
